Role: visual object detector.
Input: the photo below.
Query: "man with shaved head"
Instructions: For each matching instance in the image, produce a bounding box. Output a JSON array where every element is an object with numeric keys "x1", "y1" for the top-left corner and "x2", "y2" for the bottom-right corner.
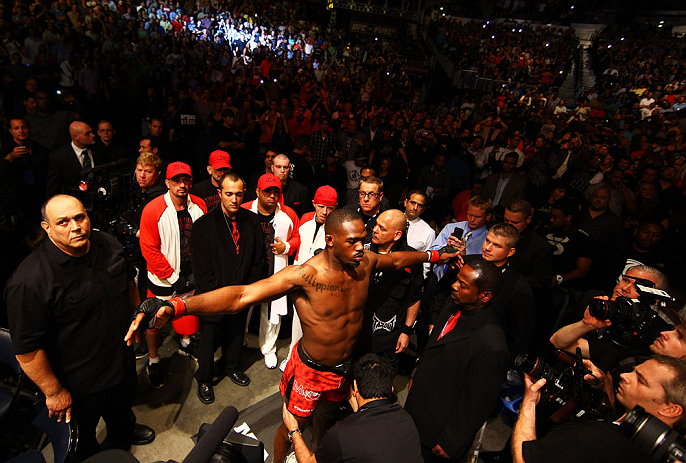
[
  {"x1": 271, "y1": 152, "x2": 309, "y2": 217},
  {"x1": 127, "y1": 207, "x2": 460, "y2": 463},
  {"x1": 356, "y1": 209, "x2": 424, "y2": 368},
  {"x1": 46, "y1": 121, "x2": 103, "y2": 197},
  {"x1": 6, "y1": 195, "x2": 155, "y2": 460}
]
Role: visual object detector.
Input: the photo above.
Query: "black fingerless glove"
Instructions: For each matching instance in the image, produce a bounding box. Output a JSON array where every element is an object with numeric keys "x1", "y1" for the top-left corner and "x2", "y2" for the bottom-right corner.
[{"x1": 132, "y1": 297, "x2": 173, "y2": 329}]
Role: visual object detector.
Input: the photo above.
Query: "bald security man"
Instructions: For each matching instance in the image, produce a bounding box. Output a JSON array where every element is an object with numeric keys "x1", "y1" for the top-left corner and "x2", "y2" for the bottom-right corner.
[
  {"x1": 46, "y1": 121, "x2": 105, "y2": 197},
  {"x1": 356, "y1": 209, "x2": 424, "y2": 368}
]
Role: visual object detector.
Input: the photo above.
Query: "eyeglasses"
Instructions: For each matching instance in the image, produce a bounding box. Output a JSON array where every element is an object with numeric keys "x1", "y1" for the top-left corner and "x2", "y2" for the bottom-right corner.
[{"x1": 358, "y1": 191, "x2": 380, "y2": 199}]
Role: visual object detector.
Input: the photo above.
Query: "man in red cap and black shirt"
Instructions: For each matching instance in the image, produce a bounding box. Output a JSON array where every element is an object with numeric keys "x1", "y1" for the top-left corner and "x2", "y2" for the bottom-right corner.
[
  {"x1": 280, "y1": 185, "x2": 338, "y2": 371},
  {"x1": 139, "y1": 161, "x2": 207, "y2": 387},
  {"x1": 242, "y1": 173, "x2": 300, "y2": 369},
  {"x1": 190, "y1": 150, "x2": 232, "y2": 211}
]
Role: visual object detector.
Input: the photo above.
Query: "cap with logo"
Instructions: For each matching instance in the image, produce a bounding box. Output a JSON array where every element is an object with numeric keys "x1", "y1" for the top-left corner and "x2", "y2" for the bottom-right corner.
[
  {"x1": 257, "y1": 173, "x2": 281, "y2": 191},
  {"x1": 209, "y1": 150, "x2": 232, "y2": 170},
  {"x1": 166, "y1": 161, "x2": 192, "y2": 179},
  {"x1": 313, "y1": 185, "x2": 338, "y2": 206}
]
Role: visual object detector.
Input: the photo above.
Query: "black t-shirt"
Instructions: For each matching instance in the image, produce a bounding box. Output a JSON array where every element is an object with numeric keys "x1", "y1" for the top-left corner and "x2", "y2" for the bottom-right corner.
[
  {"x1": 256, "y1": 210, "x2": 275, "y2": 276},
  {"x1": 315, "y1": 399, "x2": 423, "y2": 463},
  {"x1": 5, "y1": 231, "x2": 135, "y2": 396},
  {"x1": 190, "y1": 178, "x2": 220, "y2": 212},
  {"x1": 522, "y1": 419, "x2": 648, "y2": 463},
  {"x1": 544, "y1": 227, "x2": 596, "y2": 288},
  {"x1": 178, "y1": 208, "x2": 193, "y2": 278}
]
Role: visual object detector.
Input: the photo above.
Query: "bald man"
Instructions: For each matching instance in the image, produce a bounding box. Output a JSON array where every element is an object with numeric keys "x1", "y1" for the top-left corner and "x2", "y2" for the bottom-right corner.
[
  {"x1": 271, "y1": 153, "x2": 309, "y2": 216},
  {"x1": 356, "y1": 209, "x2": 424, "y2": 367},
  {"x1": 46, "y1": 121, "x2": 103, "y2": 197},
  {"x1": 6, "y1": 195, "x2": 155, "y2": 459}
]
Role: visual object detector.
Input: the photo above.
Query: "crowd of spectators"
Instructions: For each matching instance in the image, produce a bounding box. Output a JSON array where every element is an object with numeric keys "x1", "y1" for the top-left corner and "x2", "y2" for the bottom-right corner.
[
  {"x1": 429, "y1": 16, "x2": 578, "y2": 89},
  {"x1": 4, "y1": 0, "x2": 686, "y2": 461}
]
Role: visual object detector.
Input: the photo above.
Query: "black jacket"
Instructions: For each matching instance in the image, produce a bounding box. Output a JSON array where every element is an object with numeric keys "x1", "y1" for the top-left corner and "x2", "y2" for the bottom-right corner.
[
  {"x1": 190, "y1": 207, "x2": 266, "y2": 322},
  {"x1": 508, "y1": 228, "x2": 554, "y2": 292},
  {"x1": 404, "y1": 302, "x2": 509, "y2": 459},
  {"x1": 46, "y1": 143, "x2": 107, "y2": 197}
]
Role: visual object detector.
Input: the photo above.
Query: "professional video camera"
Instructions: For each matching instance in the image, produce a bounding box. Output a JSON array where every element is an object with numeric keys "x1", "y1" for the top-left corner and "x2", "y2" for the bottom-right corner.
[
  {"x1": 515, "y1": 348, "x2": 607, "y2": 424},
  {"x1": 78, "y1": 158, "x2": 134, "y2": 231},
  {"x1": 588, "y1": 282, "x2": 675, "y2": 349},
  {"x1": 620, "y1": 405, "x2": 686, "y2": 463}
]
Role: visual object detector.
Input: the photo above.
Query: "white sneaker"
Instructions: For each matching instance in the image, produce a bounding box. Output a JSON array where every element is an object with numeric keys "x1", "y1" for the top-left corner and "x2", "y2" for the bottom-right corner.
[
  {"x1": 265, "y1": 353, "x2": 278, "y2": 369},
  {"x1": 279, "y1": 357, "x2": 290, "y2": 372},
  {"x1": 285, "y1": 451, "x2": 297, "y2": 463}
]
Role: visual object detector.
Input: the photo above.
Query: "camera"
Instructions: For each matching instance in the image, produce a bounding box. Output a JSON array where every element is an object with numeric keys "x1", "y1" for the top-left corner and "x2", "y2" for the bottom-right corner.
[
  {"x1": 588, "y1": 284, "x2": 675, "y2": 349},
  {"x1": 620, "y1": 405, "x2": 686, "y2": 463},
  {"x1": 515, "y1": 349, "x2": 605, "y2": 423}
]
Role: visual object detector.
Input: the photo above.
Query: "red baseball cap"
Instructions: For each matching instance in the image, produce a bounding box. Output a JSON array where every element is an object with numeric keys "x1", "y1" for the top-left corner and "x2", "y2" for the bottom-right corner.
[
  {"x1": 313, "y1": 185, "x2": 338, "y2": 206},
  {"x1": 166, "y1": 161, "x2": 192, "y2": 179},
  {"x1": 209, "y1": 150, "x2": 232, "y2": 169},
  {"x1": 257, "y1": 173, "x2": 281, "y2": 191}
]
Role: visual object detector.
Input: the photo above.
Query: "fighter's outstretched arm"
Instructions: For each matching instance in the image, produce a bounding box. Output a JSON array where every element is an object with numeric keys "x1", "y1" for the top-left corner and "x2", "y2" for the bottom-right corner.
[
  {"x1": 125, "y1": 265, "x2": 303, "y2": 344},
  {"x1": 371, "y1": 246, "x2": 459, "y2": 272}
]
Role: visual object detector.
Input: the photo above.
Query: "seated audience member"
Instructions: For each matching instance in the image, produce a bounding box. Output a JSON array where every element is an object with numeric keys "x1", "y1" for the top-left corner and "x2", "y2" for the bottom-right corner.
[{"x1": 482, "y1": 152, "x2": 527, "y2": 209}]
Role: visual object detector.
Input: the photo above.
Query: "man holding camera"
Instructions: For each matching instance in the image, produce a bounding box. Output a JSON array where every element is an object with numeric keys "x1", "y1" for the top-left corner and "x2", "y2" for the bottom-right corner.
[
  {"x1": 512, "y1": 355, "x2": 686, "y2": 463},
  {"x1": 549, "y1": 265, "x2": 685, "y2": 376}
]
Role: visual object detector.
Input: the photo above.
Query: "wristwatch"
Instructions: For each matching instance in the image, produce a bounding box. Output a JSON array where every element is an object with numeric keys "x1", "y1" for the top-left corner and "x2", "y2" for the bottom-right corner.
[
  {"x1": 288, "y1": 428, "x2": 301, "y2": 442},
  {"x1": 555, "y1": 274, "x2": 564, "y2": 285}
]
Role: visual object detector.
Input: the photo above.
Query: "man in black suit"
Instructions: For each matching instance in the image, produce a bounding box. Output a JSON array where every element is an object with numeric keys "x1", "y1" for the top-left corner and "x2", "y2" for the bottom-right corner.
[
  {"x1": 482, "y1": 152, "x2": 527, "y2": 209},
  {"x1": 503, "y1": 199, "x2": 555, "y2": 351},
  {"x1": 46, "y1": 121, "x2": 102, "y2": 197},
  {"x1": 190, "y1": 171, "x2": 266, "y2": 404},
  {"x1": 476, "y1": 223, "x2": 535, "y2": 359},
  {"x1": 404, "y1": 260, "x2": 509, "y2": 462}
]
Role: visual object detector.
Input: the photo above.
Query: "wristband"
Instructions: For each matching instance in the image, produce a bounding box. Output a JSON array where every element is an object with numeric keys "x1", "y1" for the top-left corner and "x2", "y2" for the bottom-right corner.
[
  {"x1": 428, "y1": 250, "x2": 440, "y2": 263},
  {"x1": 168, "y1": 296, "x2": 187, "y2": 319},
  {"x1": 401, "y1": 324, "x2": 415, "y2": 336}
]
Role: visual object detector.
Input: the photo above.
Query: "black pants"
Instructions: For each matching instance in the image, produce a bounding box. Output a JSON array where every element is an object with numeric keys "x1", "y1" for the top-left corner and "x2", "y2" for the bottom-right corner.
[
  {"x1": 71, "y1": 364, "x2": 137, "y2": 461},
  {"x1": 195, "y1": 311, "x2": 249, "y2": 383}
]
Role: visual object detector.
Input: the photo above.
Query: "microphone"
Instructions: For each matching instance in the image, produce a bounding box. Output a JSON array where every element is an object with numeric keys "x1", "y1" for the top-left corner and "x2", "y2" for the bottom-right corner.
[{"x1": 183, "y1": 406, "x2": 239, "y2": 463}]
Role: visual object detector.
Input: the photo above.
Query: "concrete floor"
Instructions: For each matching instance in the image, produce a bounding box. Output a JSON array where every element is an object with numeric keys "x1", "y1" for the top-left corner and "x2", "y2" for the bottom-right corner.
[{"x1": 72, "y1": 330, "x2": 512, "y2": 463}]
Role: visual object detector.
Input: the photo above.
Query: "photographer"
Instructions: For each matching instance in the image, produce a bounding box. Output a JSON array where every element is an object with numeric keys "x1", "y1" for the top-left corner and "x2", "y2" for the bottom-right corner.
[
  {"x1": 512, "y1": 355, "x2": 686, "y2": 463},
  {"x1": 549, "y1": 265, "x2": 683, "y2": 375}
]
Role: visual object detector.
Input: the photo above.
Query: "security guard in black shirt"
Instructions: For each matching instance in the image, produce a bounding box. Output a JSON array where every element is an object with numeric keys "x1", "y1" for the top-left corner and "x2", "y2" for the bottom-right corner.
[
  {"x1": 357, "y1": 209, "x2": 423, "y2": 367},
  {"x1": 4, "y1": 195, "x2": 155, "y2": 460}
]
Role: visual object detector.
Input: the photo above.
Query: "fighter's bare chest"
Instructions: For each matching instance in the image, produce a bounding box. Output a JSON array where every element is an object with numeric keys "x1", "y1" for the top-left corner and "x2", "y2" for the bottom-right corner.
[{"x1": 295, "y1": 267, "x2": 368, "y2": 301}]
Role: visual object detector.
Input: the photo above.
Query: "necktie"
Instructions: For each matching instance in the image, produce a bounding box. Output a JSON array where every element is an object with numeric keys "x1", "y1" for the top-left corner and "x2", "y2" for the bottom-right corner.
[
  {"x1": 463, "y1": 231, "x2": 472, "y2": 253},
  {"x1": 437, "y1": 310, "x2": 462, "y2": 340},
  {"x1": 82, "y1": 149, "x2": 92, "y2": 169},
  {"x1": 232, "y1": 221, "x2": 240, "y2": 254}
]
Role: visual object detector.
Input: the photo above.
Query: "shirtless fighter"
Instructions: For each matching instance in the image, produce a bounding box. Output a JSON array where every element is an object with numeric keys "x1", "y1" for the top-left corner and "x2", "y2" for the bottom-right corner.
[{"x1": 125, "y1": 208, "x2": 458, "y2": 462}]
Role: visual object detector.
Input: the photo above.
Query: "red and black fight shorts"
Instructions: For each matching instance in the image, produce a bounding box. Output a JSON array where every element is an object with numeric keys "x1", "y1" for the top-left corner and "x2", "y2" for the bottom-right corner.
[{"x1": 279, "y1": 342, "x2": 352, "y2": 417}]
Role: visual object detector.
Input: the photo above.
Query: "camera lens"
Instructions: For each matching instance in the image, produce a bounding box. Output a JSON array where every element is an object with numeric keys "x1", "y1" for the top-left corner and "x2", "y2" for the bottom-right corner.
[
  {"x1": 514, "y1": 353, "x2": 556, "y2": 383},
  {"x1": 621, "y1": 406, "x2": 686, "y2": 462},
  {"x1": 588, "y1": 298, "x2": 614, "y2": 320}
]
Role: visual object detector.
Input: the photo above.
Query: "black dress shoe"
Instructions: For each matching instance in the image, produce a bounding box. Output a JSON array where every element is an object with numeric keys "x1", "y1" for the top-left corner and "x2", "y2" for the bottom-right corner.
[
  {"x1": 227, "y1": 370, "x2": 251, "y2": 387},
  {"x1": 131, "y1": 423, "x2": 155, "y2": 446},
  {"x1": 198, "y1": 382, "x2": 215, "y2": 404}
]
